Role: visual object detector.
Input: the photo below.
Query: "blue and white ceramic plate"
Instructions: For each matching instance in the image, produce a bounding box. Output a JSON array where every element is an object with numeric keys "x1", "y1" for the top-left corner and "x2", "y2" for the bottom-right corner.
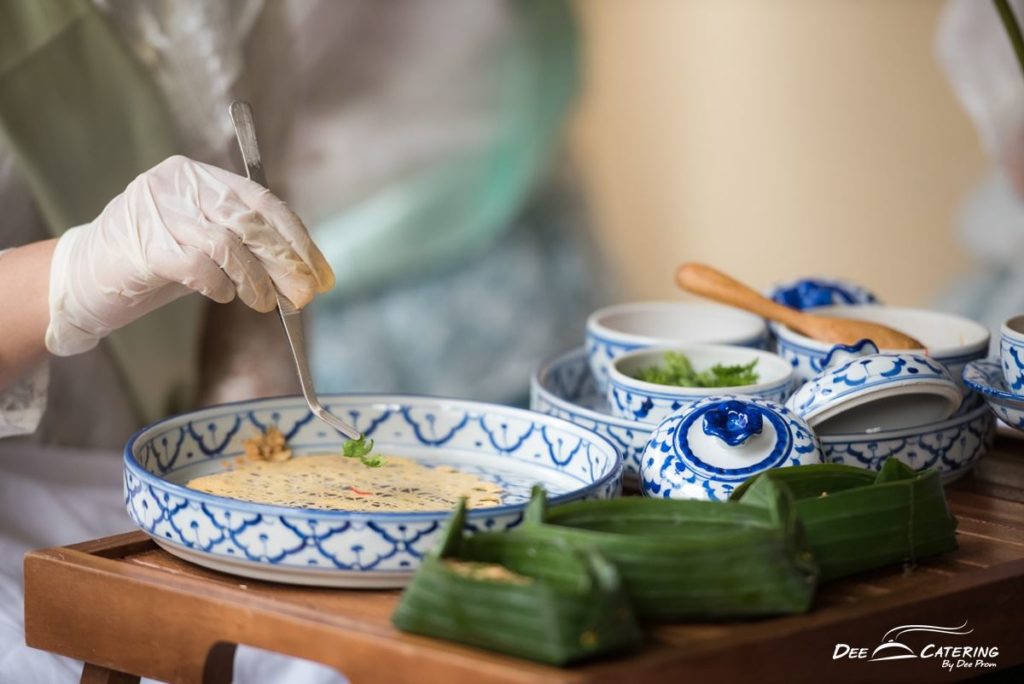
[
  {"x1": 531, "y1": 347, "x2": 652, "y2": 483},
  {"x1": 963, "y1": 359, "x2": 1024, "y2": 433},
  {"x1": 124, "y1": 395, "x2": 622, "y2": 587}
]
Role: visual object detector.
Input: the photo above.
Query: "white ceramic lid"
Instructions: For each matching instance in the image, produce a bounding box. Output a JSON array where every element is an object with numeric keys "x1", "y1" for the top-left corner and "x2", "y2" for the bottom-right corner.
[{"x1": 785, "y1": 342, "x2": 961, "y2": 435}]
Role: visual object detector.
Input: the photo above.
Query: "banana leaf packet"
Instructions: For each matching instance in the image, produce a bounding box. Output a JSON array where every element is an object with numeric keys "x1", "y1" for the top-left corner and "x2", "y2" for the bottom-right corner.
[
  {"x1": 730, "y1": 458, "x2": 959, "y2": 582},
  {"x1": 391, "y1": 500, "x2": 643, "y2": 666},
  {"x1": 515, "y1": 482, "x2": 819, "y2": 621}
]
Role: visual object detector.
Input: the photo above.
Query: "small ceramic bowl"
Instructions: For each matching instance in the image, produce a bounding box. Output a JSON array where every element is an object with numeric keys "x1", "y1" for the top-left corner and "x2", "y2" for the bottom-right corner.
[
  {"x1": 819, "y1": 394, "x2": 994, "y2": 482},
  {"x1": 772, "y1": 305, "x2": 989, "y2": 388},
  {"x1": 963, "y1": 358, "x2": 1024, "y2": 432},
  {"x1": 585, "y1": 302, "x2": 768, "y2": 392},
  {"x1": 768, "y1": 277, "x2": 878, "y2": 311},
  {"x1": 1000, "y1": 314, "x2": 1024, "y2": 396},
  {"x1": 606, "y1": 345, "x2": 795, "y2": 425},
  {"x1": 639, "y1": 396, "x2": 822, "y2": 501},
  {"x1": 786, "y1": 348, "x2": 961, "y2": 435}
]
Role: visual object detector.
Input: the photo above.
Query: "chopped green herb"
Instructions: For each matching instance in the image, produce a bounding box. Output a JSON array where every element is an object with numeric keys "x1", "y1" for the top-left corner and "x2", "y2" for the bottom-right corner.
[
  {"x1": 634, "y1": 351, "x2": 759, "y2": 388},
  {"x1": 342, "y1": 435, "x2": 383, "y2": 467}
]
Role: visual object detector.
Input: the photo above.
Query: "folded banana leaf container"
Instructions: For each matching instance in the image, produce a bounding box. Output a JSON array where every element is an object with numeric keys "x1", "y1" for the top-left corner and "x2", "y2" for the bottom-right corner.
[
  {"x1": 391, "y1": 500, "x2": 643, "y2": 666},
  {"x1": 515, "y1": 483, "x2": 819, "y2": 621},
  {"x1": 730, "y1": 459, "x2": 958, "y2": 582}
]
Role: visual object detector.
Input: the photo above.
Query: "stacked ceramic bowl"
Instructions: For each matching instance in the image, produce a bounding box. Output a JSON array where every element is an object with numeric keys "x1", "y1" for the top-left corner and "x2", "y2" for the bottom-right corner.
[
  {"x1": 771, "y1": 304, "x2": 994, "y2": 481},
  {"x1": 532, "y1": 280, "x2": 997, "y2": 498},
  {"x1": 534, "y1": 301, "x2": 774, "y2": 483},
  {"x1": 963, "y1": 314, "x2": 1024, "y2": 433}
]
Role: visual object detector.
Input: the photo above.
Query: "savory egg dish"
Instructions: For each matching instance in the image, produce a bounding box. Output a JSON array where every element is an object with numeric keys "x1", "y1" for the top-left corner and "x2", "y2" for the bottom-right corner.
[{"x1": 186, "y1": 427, "x2": 504, "y2": 512}]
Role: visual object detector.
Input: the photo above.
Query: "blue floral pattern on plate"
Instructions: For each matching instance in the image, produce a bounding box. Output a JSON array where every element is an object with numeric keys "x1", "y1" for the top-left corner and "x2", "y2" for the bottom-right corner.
[
  {"x1": 124, "y1": 395, "x2": 622, "y2": 587},
  {"x1": 531, "y1": 348, "x2": 652, "y2": 482}
]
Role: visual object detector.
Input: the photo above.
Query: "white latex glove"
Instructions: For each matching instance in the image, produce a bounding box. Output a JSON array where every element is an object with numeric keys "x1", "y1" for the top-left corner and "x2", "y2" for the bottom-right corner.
[{"x1": 45, "y1": 155, "x2": 335, "y2": 356}]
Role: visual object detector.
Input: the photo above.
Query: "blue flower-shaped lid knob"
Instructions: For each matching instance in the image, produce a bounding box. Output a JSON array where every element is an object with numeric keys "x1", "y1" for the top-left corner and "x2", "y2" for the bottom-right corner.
[
  {"x1": 640, "y1": 396, "x2": 822, "y2": 501},
  {"x1": 702, "y1": 400, "x2": 763, "y2": 446}
]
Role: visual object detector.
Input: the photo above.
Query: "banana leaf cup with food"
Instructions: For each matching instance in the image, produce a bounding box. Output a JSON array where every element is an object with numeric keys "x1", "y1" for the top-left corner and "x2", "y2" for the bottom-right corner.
[
  {"x1": 391, "y1": 500, "x2": 643, "y2": 666},
  {"x1": 515, "y1": 481, "x2": 819, "y2": 621},
  {"x1": 730, "y1": 458, "x2": 959, "y2": 581}
]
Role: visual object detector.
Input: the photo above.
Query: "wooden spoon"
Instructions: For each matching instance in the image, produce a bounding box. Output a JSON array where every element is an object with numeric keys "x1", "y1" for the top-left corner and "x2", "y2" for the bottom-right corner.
[{"x1": 675, "y1": 263, "x2": 925, "y2": 350}]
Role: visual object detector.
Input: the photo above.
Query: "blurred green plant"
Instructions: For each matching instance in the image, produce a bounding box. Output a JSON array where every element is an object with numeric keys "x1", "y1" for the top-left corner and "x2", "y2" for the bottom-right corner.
[{"x1": 995, "y1": 0, "x2": 1024, "y2": 77}]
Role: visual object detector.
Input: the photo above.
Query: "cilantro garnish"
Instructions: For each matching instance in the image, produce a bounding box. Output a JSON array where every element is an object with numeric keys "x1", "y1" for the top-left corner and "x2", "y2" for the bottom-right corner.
[
  {"x1": 342, "y1": 435, "x2": 383, "y2": 467},
  {"x1": 634, "y1": 351, "x2": 759, "y2": 388}
]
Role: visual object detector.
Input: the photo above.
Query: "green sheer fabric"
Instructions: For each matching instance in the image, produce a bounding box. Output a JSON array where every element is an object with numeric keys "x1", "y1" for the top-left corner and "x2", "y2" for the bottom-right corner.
[{"x1": 314, "y1": 0, "x2": 579, "y2": 302}]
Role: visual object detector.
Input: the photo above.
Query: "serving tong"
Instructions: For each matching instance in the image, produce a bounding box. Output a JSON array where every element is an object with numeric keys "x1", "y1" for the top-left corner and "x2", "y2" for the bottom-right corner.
[{"x1": 228, "y1": 101, "x2": 362, "y2": 441}]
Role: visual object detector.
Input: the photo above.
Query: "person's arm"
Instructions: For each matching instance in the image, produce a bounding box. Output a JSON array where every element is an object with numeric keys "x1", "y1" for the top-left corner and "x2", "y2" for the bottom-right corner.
[
  {"x1": 0, "y1": 155, "x2": 334, "y2": 398},
  {"x1": 0, "y1": 239, "x2": 56, "y2": 390}
]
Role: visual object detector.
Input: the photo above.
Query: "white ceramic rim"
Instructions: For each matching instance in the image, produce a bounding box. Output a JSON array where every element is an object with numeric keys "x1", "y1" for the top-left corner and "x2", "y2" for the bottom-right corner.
[
  {"x1": 585, "y1": 301, "x2": 767, "y2": 348},
  {"x1": 1000, "y1": 314, "x2": 1024, "y2": 343},
  {"x1": 607, "y1": 344, "x2": 794, "y2": 399},
  {"x1": 772, "y1": 305, "x2": 989, "y2": 359},
  {"x1": 125, "y1": 393, "x2": 622, "y2": 521}
]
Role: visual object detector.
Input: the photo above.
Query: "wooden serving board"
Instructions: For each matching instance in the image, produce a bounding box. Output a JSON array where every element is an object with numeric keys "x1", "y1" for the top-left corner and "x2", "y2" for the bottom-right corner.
[{"x1": 24, "y1": 444, "x2": 1024, "y2": 684}]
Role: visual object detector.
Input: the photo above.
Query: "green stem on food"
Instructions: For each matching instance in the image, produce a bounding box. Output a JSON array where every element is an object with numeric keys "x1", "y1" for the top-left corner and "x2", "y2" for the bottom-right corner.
[{"x1": 994, "y1": 0, "x2": 1024, "y2": 80}]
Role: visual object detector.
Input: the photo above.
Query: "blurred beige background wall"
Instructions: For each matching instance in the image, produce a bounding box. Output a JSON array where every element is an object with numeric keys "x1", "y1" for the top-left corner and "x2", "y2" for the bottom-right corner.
[{"x1": 570, "y1": 0, "x2": 986, "y2": 306}]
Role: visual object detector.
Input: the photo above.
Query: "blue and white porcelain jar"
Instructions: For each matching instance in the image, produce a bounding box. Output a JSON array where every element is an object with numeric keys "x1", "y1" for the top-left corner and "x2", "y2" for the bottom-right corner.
[
  {"x1": 639, "y1": 396, "x2": 822, "y2": 501},
  {"x1": 785, "y1": 344, "x2": 961, "y2": 436}
]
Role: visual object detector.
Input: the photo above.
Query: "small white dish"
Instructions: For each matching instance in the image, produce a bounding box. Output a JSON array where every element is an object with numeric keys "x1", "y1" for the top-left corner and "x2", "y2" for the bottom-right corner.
[
  {"x1": 585, "y1": 301, "x2": 768, "y2": 392},
  {"x1": 772, "y1": 305, "x2": 989, "y2": 388},
  {"x1": 639, "y1": 396, "x2": 822, "y2": 501},
  {"x1": 606, "y1": 345, "x2": 795, "y2": 425},
  {"x1": 963, "y1": 359, "x2": 1024, "y2": 432},
  {"x1": 786, "y1": 347, "x2": 961, "y2": 436},
  {"x1": 1000, "y1": 314, "x2": 1024, "y2": 396}
]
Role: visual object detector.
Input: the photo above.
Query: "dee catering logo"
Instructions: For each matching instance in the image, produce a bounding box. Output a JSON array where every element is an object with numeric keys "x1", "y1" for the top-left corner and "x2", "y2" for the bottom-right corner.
[{"x1": 832, "y1": 621, "x2": 1000, "y2": 673}]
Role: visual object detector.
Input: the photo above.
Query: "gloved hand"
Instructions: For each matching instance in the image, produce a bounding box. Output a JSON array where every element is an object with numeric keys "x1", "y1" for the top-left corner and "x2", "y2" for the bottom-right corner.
[{"x1": 45, "y1": 155, "x2": 335, "y2": 356}]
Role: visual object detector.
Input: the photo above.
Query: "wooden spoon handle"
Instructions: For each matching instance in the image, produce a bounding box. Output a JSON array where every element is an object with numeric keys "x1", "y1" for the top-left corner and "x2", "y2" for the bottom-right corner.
[{"x1": 675, "y1": 263, "x2": 806, "y2": 329}]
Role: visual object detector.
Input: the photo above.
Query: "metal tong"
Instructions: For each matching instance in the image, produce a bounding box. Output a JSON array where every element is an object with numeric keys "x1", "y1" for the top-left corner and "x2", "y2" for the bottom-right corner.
[{"x1": 228, "y1": 101, "x2": 362, "y2": 441}]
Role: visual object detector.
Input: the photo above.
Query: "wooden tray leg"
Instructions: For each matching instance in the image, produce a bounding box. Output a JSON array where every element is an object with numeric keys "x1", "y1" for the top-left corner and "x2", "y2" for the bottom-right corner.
[
  {"x1": 202, "y1": 641, "x2": 236, "y2": 684},
  {"x1": 80, "y1": 662, "x2": 140, "y2": 684}
]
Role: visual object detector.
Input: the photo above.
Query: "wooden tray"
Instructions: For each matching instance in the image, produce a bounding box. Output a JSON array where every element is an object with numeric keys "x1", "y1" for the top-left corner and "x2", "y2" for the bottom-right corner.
[{"x1": 24, "y1": 444, "x2": 1024, "y2": 684}]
